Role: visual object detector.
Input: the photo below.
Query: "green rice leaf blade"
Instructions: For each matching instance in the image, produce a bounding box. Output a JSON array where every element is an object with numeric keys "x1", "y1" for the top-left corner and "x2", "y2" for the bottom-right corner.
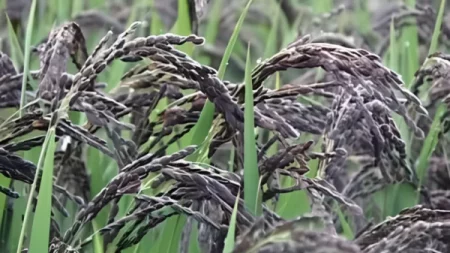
[
  {"x1": 416, "y1": 103, "x2": 448, "y2": 196},
  {"x1": 198, "y1": 0, "x2": 223, "y2": 65},
  {"x1": 172, "y1": 0, "x2": 194, "y2": 55},
  {"x1": 19, "y1": 0, "x2": 37, "y2": 117},
  {"x1": 28, "y1": 129, "x2": 56, "y2": 253},
  {"x1": 223, "y1": 191, "x2": 241, "y2": 253},
  {"x1": 336, "y1": 207, "x2": 354, "y2": 240},
  {"x1": 188, "y1": 0, "x2": 254, "y2": 156},
  {"x1": 243, "y1": 44, "x2": 261, "y2": 216},
  {"x1": 428, "y1": 0, "x2": 446, "y2": 55},
  {"x1": 5, "y1": 15, "x2": 24, "y2": 68}
]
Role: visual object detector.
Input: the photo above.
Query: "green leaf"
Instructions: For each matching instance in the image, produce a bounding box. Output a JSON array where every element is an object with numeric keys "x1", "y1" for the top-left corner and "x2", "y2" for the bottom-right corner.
[
  {"x1": 150, "y1": 0, "x2": 165, "y2": 35},
  {"x1": 8, "y1": 183, "x2": 28, "y2": 253},
  {"x1": 223, "y1": 191, "x2": 241, "y2": 253},
  {"x1": 16, "y1": 128, "x2": 52, "y2": 253},
  {"x1": 187, "y1": 0, "x2": 254, "y2": 159},
  {"x1": 336, "y1": 206, "x2": 354, "y2": 240},
  {"x1": 389, "y1": 18, "x2": 399, "y2": 72},
  {"x1": 197, "y1": 0, "x2": 224, "y2": 65},
  {"x1": 401, "y1": 0, "x2": 419, "y2": 86},
  {"x1": 92, "y1": 221, "x2": 104, "y2": 253},
  {"x1": 28, "y1": 129, "x2": 56, "y2": 253},
  {"x1": 428, "y1": 0, "x2": 446, "y2": 55},
  {"x1": 0, "y1": 175, "x2": 10, "y2": 238},
  {"x1": 71, "y1": 0, "x2": 84, "y2": 17},
  {"x1": 416, "y1": 103, "x2": 448, "y2": 197},
  {"x1": 155, "y1": 215, "x2": 186, "y2": 253},
  {"x1": 171, "y1": 0, "x2": 194, "y2": 55},
  {"x1": 276, "y1": 177, "x2": 310, "y2": 218},
  {"x1": 19, "y1": 0, "x2": 37, "y2": 117},
  {"x1": 5, "y1": 15, "x2": 24, "y2": 68},
  {"x1": 243, "y1": 44, "x2": 261, "y2": 216},
  {"x1": 263, "y1": 2, "x2": 282, "y2": 59},
  {"x1": 312, "y1": 0, "x2": 332, "y2": 13}
]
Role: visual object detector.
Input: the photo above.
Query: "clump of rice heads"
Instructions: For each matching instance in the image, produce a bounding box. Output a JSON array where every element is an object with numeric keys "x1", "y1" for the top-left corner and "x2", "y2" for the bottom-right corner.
[{"x1": 1, "y1": 0, "x2": 450, "y2": 253}]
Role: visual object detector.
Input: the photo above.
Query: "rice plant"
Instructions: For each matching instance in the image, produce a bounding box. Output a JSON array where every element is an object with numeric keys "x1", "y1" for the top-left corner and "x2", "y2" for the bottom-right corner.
[{"x1": 0, "y1": 0, "x2": 450, "y2": 252}]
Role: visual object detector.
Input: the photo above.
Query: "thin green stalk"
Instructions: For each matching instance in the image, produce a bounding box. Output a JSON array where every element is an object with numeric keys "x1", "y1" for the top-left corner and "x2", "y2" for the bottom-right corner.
[
  {"x1": 355, "y1": 0, "x2": 370, "y2": 34},
  {"x1": 243, "y1": 44, "x2": 261, "y2": 216},
  {"x1": 389, "y1": 18, "x2": 399, "y2": 72},
  {"x1": 263, "y1": 1, "x2": 282, "y2": 59},
  {"x1": 223, "y1": 191, "x2": 241, "y2": 253},
  {"x1": 6, "y1": 15, "x2": 24, "y2": 68},
  {"x1": 418, "y1": 0, "x2": 446, "y2": 101},
  {"x1": 401, "y1": 0, "x2": 419, "y2": 85},
  {"x1": 416, "y1": 103, "x2": 448, "y2": 199},
  {"x1": 28, "y1": 128, "x2": 56, "y2": 252},
  {"x1": 312, "y1": 0, "x2": 332, "y2": 13},
  {"x1": 71, "y1": 0, "x2": 84, "y2": 17},
  {"x1": 172, "y1": 0, "x2": 194, "y2": 55},
  {"x1": 187, "y1": 0, "x2": 254, "y2": 156},
  {"x1": 414, "y1": 0, "x2": 447, "y2": 204},
  {"x1": 428, "y1": 0, "x2": 446, "y2": 55},
  {"x1": 150, "y1": 0, "x2": 164, "y2": 35},
  {"x1": 16, "y1": 125, "x2": 54, "y2": 253},
  {"x1": 0, "y1": 175, "x2": 9, "y2": 229},
  {"x1": 197, "y1": 0, "x2": 224, "y2": 65},
  {"x1": 336, "y1": 206, "x2": 354, "y2": 240},
  {"x1": 19, "y1": 0, "x2": 37, "y2": 117}
]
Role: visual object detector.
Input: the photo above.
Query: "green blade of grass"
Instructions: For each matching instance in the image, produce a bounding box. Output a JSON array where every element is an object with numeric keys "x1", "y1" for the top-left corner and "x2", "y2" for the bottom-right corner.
[
  {"x1": 197, "y1": 0, "x2": 223, "y2": 65},
  {"x1": 390, "y1": 18, "x2": 410, "y2": 149},
  {"x1": 54, "y1": 0, "x2": 71, "y2": 23},
  {"x1": 428, "y1": 0, "x2": 446, "y2": 54},
  {"x1": 171, "y1": 0, "x2": 194, "y2": 55},
  {"x1": 418, "y1": 0, "x2": 446, "y2": 102},
  {"x1": 187, "y1": 0, "x2": 254, "y2": 158},
  {"x1": 28, "y1": 129, "x2": 56, "y2": 253},
  {"x1": 150, "y1": 0, "x2": 165, "y2": 35},
  {"x1": 266, "y1": 73, "x2": 281, "y2": 156},
  {"x1": 414, "y1": 0, "x2": 447, "y2": 203},
  {"x1": 276, "y1": 177, "x2": 310, "y2": 218},
  {"x1": 262, "y1": 1, "x2": 282, "y2": 59},
  {"x1": 428, "y1": 0, "x2": 446, "y2": 55},
  {"x1": 19, "y1": 0, "x2": 37, "y2": 117},
  {"x1": 154, "y1": 1, "x2": 197, "y2": 252},
  {"x1": 14, "y1": 1, "x2": 39, "y2": 251},
  {"x1": 5, "y1": 15, "x2": 24, "y2": 68},
  {"x1": 71, "y1": 0, "x2": 84, "y2": 17},
  {"x1": 90, "y1": 0, "x2": 104, "y2": 8},
  {"x1": 8, "y1": 183, "x2": 28, "y2": 252},
  {"x1": 0, "y1": 175, "x2": 10, "y2": 230},
  {"x1": 416, "y1": 103, "x2": 448, "y2": 196},
  {"x1": 5, "y1": 148, "x2": 41, "y2": 252},
  {"x1": 104, "y1": 2, "x2": 142, "y2": 93},
  {"x1": 355, "y1": 0, "x2": 370, "y2": 34},
  {"x1": 188, "y1": 222, "x2": 201, "y2": 253},
  {"x1": 243, "y1": 44, "x2": 261, "y2": 216},
  {"x1": 389, "y1": 18, "x2": 399, "y2": 72},
  {"x1": 336, "y1": 206, "x2": 354, "y2": 240},
  {"x1": 401, "y1": 0, "x2": 419, "y2": 86},
  {"x1": 312, "y1": 0, "x2": 332, "y2": 13},
  {"x1": 16, "y1": 127, "x2": 54, "y2": 253},
  {"x1": 155, "y1": 215, "x2": 187, "y2": 253},
  {"x1": 223, "y1": 191, "x2": 241, "y2": 253},
  {"x1": 91, "y1": 221, "x2": 104, "y2": 253}
]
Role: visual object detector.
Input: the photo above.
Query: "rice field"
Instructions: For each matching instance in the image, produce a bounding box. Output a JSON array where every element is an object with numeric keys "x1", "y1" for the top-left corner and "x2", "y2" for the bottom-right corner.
[{"x1": 0, "y1": 0, "x2": 450, "y2": 252}]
